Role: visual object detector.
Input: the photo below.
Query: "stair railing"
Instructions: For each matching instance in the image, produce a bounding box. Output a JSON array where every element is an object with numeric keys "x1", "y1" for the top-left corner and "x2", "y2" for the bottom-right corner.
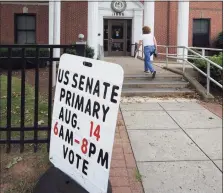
[
  {"x1": 135, "y1": 44, "x2": 223, "y2": 95},
  {"x1": 163, "y1": 45, "x2": 223, "y2": 95}
]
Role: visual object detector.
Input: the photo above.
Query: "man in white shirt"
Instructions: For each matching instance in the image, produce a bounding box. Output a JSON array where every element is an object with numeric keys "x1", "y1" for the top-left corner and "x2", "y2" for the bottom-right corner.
[{"x1": 138, "y1": 26, "x2": 158, "y2": 79}]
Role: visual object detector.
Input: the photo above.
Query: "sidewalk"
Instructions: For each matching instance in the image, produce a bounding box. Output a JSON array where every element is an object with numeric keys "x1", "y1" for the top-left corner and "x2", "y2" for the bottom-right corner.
[
  {"x1": 110, "y1": 109, "x2": 144, "y2": 193},
  {"x1": 118, "y1": 98, "x2": 222, "y2": 193}
]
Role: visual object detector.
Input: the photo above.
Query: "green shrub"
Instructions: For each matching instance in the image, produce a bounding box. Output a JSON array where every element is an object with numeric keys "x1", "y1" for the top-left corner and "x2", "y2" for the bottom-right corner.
[
  {"x1": 69, "y1": 43, "x2": 94, "y2": 58},
  {"x1": 215, "y1": 32, "x2": 223, "y2": 49},
  {"x1": 194, "y1": 52, "x2": 223, "y2": 85},
  {"x1": 85, "y1": 45, "x2": 94, "y2": 58},
  {"x1": 65, "y1": 48, "x2": 77, "y2": 55},
  {"x1": 0, "y1": 48, "x2": 49, "y2": 57}
]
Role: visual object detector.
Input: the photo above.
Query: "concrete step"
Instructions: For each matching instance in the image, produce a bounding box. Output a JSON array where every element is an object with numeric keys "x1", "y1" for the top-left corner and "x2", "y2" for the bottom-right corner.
[
  {"x1": 121, "y1": 87, "x2": 194, "y2": 97},
  {"x1": 123, "y1": 79, "x2": 189, "y2": 88},
  {"x1": 125, "y1": 74, "x2": 184, "y2": 81}
]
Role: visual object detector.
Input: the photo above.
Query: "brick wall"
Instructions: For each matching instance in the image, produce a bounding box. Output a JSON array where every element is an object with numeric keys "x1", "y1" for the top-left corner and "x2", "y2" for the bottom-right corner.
[
  {"x1": 189, "y1": 1, "x2": 223, "y2": 47},
  {"x1": 0, "y1": 2, "x2": 88, "y2": 45},
  {"x1": 0, "y1": 3, "x2": 48, "y2": 44},
  {"x1": 0, "y1": 1, "x2": 222, "y2": 50},
  {"x1": 61, "y1": 2, "x2": 87, "y2": 44}
]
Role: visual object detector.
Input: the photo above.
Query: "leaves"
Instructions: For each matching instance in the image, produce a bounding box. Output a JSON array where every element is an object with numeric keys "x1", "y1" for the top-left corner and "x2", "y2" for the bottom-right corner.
[
  {"x1": 6, "y1": 157, "x2": 23, "y2": 169},
  {"x1": 38, "y1": 120, "x2": 45, "y2": 125}
]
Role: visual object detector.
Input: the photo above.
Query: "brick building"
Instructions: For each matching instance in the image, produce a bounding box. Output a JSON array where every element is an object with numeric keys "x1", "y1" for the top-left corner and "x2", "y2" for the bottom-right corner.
[{"x1": 0, "y1": 1, "x2": 222, "y2": 59}]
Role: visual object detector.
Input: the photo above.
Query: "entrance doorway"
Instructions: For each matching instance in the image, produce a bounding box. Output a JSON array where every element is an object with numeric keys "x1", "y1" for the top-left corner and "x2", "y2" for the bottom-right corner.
[{"x1": 104, "y1": 19, "x2": 132, "y2": 56}]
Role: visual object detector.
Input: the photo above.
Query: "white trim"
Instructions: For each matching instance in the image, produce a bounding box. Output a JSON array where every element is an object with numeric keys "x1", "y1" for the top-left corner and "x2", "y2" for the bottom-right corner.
[
  {"x1": 98, "y1": 7, "x2": 143, "y2": 11},
  {"x1": 98, "y1": 1, "x2": 143, "y2": 56},
  {"x1": 88, "y1": 1, "x2": 99, "y2": 59}
]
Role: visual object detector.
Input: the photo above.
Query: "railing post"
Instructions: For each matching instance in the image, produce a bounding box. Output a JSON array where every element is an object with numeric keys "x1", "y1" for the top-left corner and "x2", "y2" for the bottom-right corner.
[
  {"x1": 182, "y1": 47, "x2": 185, "y2": 73},
  {"x1": 166, "y1": 46, "x2": 168, "y2": 68},
  {"x1": 202, "y1": 48, "x2": 205, "y2": 57},
  {"x1": 206, "y1": 61, "x2": 210, "y2": 95}
]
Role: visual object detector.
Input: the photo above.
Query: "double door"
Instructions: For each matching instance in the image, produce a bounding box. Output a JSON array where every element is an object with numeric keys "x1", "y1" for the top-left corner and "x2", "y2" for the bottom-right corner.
[{"x1": 104, "y1": 19, "x2": 132, "y2": 56}]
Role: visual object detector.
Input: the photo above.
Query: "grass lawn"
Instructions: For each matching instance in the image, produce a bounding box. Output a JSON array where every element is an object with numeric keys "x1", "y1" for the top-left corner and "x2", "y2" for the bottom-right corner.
[
  {"x1": 0, "y1": 74, "x2": 52, "y2": 193},
  {"x1": 0, "y1": 75, "x2": 49, "y2": 140}
]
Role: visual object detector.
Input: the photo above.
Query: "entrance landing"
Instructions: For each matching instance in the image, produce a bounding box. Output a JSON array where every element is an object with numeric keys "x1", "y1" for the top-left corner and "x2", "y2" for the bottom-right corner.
[
  {"x1": 103, "y1": 57, "x2": 181, "y2": 77},
  {"x1": 103, "y1": 57, "x2": 194, "y2": 97}
]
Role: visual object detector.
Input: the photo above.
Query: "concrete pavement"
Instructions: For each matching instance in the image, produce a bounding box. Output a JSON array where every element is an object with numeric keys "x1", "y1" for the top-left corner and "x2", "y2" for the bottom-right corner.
[{"x1": 120, "y1": 99, "x2": 222, "y2": 193}]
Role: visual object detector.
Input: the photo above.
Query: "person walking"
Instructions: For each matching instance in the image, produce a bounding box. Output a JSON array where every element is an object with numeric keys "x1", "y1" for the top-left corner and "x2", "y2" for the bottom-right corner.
[{"x1": 138, "y1": 26, "x2": 158, "y2": 78}]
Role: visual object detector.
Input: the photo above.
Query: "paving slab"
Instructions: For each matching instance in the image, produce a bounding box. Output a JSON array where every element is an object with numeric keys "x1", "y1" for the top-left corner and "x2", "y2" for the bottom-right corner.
[
  {"x1": 138, "y1": 161, "x2": 222, "y2": 193},
  {"x1": 167, "y1": 110, "x2": 222, "y2": 129},
  {"x1": 185, "y1": 128, "x2": 222, "y2": 160},
  {"x1": 159, "y1": 101, "x2": 205, "y2": 111},
  {"x1": 122, "y1": 111, "x2": 180, "y2": 130},
  {"x1": 120, "y1": 103, "x2": 163, "y2": 111},
  {"x1": 214, "y1": 160, "x2": 223, "y2": 171},
  {"x1": 128, "y1": 130, "x2": 208, "y2": 161}
]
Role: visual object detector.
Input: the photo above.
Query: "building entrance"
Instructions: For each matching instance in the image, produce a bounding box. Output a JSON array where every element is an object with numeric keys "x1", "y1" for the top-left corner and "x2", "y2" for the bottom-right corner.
[{"x1": 103, "y1": 19, "x2": 132, "y2": 56}]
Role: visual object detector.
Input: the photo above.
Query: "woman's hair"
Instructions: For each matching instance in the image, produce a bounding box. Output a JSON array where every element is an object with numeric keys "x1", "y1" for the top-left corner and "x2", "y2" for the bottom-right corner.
[{"x1": 142, "y1": 26, "x2": 151, "y2": 34}]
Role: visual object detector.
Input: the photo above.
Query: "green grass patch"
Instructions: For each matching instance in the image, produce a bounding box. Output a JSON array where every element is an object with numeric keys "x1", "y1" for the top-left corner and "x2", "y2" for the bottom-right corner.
[
  {"x1": 0, "y1": 75, "x2": 49, "y2": 140},
  {"x1": 135, "y1": 168, "x2": 142, "y2": 182}
]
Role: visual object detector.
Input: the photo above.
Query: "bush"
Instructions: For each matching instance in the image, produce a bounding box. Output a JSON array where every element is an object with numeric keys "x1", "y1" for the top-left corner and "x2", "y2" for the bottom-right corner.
[
  {"x1": 0, "y1": 48, "x2": 49, "y2": 69},
  {"x1": 215, "y1": 32, "x2": 223, "y2": 49},
  {"x1": 65, "y1": 48, "x2": 77, "y2": 56},
  {"x1": 0, "y1": 48, "x2": 49, "y2": 57},
  {"x1": 70, "y1": 43, "x2": 94, "y2": 58},
  {"x1": 85, "y1": 45, "x2": 94, "y2": 58},
  {"x1": 194, "y1": 52, "x2": 223, "y2": 85}
]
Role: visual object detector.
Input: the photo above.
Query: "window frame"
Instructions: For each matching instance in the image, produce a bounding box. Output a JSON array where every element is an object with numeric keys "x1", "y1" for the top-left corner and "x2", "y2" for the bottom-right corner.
[
  {"x1": 14, "y1": 13, "x2": 37, "y2": 44},
  {"x1": 192, "y1": 18, "x2": 211, "y2": 47}
]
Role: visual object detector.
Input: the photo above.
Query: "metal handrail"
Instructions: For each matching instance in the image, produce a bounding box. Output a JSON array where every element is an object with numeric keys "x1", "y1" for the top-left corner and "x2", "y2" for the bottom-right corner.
[
  {"x1": 189, "y1": 46, "x2": 223, "y2": 52},
  {"x1": 135, "y1": 44, "x2": 223, "y2": 95}
]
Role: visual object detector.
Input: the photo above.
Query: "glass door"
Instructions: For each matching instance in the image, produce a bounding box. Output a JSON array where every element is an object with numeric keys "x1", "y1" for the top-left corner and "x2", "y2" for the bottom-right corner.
[{"x1": 108, "y1": 20, "x2": 127, "y2": 56}]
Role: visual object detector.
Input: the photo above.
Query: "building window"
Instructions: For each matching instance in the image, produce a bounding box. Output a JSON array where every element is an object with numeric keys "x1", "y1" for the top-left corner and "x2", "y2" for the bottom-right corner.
[
  {"x1": 15, "y1": 14, "x2": 36, "y2": 44},
  {"x1": 193, "y1": 19, "x2": 210, "y2": 47}
]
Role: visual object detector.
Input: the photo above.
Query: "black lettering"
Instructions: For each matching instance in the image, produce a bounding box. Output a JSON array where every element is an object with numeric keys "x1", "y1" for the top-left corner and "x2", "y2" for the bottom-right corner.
[
  {"x1": 93, "y1": 80, "x2": 100, "y2": 97},
  {"x1": 60, "y1": 88, "x2": 65, "y2": 102},
  {"x1": 65, "y1": 128, "x2": 73, "y2": 146},
  {"x1": 92, "y1": 101, "x2": 100, "y2": 119},
  {"x1": 85, "y1": 77, "x2": 93, "y2": 94},
  {"x1": 72, "y1": 73, "x2": 78, "y2": 88},
  {"x1": 65, "y1": 90, "x2": 71, "y2": 106},
  {"x1": 88, "y1": 142, "x2": 96, "y2": 158},
  {"x1": 63, "y1": 144, "x2": 68, "y2": 159},
  {"x1": 111, "y1": 85, "x2": 119, "y2": 103},
  {"x1": 84, "y1": 99, "x2": 91, "y2": 116},
  {"x1": 59, "y1": 106, "x2": 64, "y2": 121},
  {"x1": 103, "y1": 82, "x2": 110, "y2": 99},
  {"x1": 71, "y1": 92, "x2": 76, "y2": 107},
  {"x1": 64, "y1": 71, "x2": 70, "y2": 85},
  {"x1": 57, "y1": 69, "x2": 64, "y2": 83},
  {"x1": 97, "y1": 149, "x2": 109, "y2": 169},
  {"x1": 75, "y1": 95, "x2": 84, "y2": 112},
  {"x1": 82, "y1": 159, "x2": 89, "y2": 176},
  {"x1": 102, "y1": 105, "x2": 110, "y2": 122},
  {"x1": 65, "y1": 108, "x2": 71, "y2": 124},
  {"x1": 68, "y1": 149, "x2": 74, "y2": 164},
  {"x1": 76, "y1": 154, "x2": 81, "y2": 169},
  {"x1": 59, "y1": 125, "x2": 64, "y2": 140},
  {"x1": 71, "y1": 113, "x2": 77, "y2": 129},
  {"x1": 79, "y1": 75, "x2": 85, "y2": 91}
]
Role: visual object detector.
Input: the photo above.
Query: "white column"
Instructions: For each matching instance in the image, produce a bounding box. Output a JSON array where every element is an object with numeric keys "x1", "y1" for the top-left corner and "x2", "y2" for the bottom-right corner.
[
  {"x1": 88, "y1": 1, "x2": 98, "y2": 59},
  {"x1": 144, "y1": 1, "x2": 155, "y2": 60},
  {"x1": 48, "y1": 1, "x2": 54, "y2": 45},
  {"x1": 132, "y1": 10, "x2": 143, "y2": 57},
  {"x1": 144, "y1": 1, "x2": 155, "y2": 36},
  {"x1": 177, "y1": 0, "x2": 189, "y2": 62},
  {"x1": 53, "y1": 0, "x2": 61, "y2": 86}
]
